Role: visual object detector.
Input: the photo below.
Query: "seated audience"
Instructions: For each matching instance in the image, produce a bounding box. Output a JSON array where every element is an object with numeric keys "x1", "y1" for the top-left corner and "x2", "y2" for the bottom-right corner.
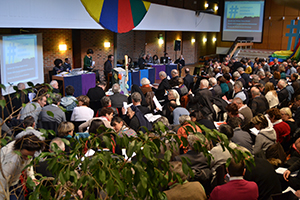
[
  {"x1": 110, "y1": 83, "x2": 128, "y2": 108},
  {"x1": 79, "y1": 107, "x2": 114, "y2": 132},
  {"x1": 178, "y1": 77, "x2": 188, "y2": 96},
  {"x1": 210, "y1": 158, "x2": 259, "y2": 200},
  {"x1": 232, "y1": 97, "x2": 253, "y2": 130},
  {"x1": 60, "y1": 85, "x2": 77, "y2": 111},
  {"x1": 280, "y1": 107, "x2": 298, "y2": 143},
  {"x1": 19, "y1": 95, "x2": 47, "y2": 126},
  {"x1": 266, "y1": 108, "x2": 291, "y2": 151},
  {"x1": 86, "y1": 81, "x2": 106, "y2": 114},
  {"x1": 209, "y1": 77, "x2": 222, "y2": 98},
  {"x1": 163, "y1": 161, "x2": 207, "y2": 200},
  {"x1": 264, "y1": 82, "x2": 279, "y2": 108},
  {"x1": 210, "y1": 124, "x2": 237, "y2": 173},
  {"x1": 123, "y1": 105, "x2": 152, "y2": 133},
  {"x1": 95, "y1": 96, "x2": 118, "y2": 117},
  {"x1": 129, "y1": 84, "x2": 148, "y2": 107},
  {"x1": 244, "y1": 157, "x2": 282, "y2": 200},
  {"x1": 251, "y1": 114, "x2": 276, "y2": 156},
  {"x1": 38, "y1": 93, "x2": 66, "y2": 124},
  {"x1": 169, "y1": 100, "x2": 189, "y2": 126},
  {"x1": 140, "y1": 78, "x2": 152, "y2": 95},
  {"x1": 232, "y1": 81, "x2": 246, "y2": 103},
  {"x1": 50, "y1": 80, "x2": 60, "y2": 93},
  {"x1": 71, "y1": 95, "x2": 94, "y2": 122},
  {"x1": 111, "y1": 116, "x2": 137, "y2": 138},
  {"x1": 152, "y1": 71, "x2": 171, "y2": 102},
  {"x1": 131, "y1": 92, "x2": 150, "y2": 115},
  {"x1": 15, "y1": 116, "x2": 45, "y2": 141},
  {"x1": 227, "y1": 117, "x2": 253, "y2": 153},
  {"x1": 7, "y1": 82, "x2": 29, "y2": 116},
  {"x1": 177, "y1": 115, "x2": 202, "y2": 154},
  {"x1": 250, "y1": 87, "x2": 269, "y2": 116},
  {"x1": 190, "y1": 110, "x2": 216, "y2": 130}
]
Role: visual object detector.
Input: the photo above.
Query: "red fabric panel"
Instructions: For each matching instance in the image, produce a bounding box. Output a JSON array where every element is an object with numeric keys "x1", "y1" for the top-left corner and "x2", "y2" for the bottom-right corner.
[{"x1": 118, "y1": 0, "x2": 134, "y2": 33}]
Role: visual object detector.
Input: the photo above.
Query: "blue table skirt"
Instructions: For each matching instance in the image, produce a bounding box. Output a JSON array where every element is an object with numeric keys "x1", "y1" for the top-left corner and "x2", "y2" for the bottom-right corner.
[{"x1": 166, "y1": 64, "x2": 178, "y2": 78}]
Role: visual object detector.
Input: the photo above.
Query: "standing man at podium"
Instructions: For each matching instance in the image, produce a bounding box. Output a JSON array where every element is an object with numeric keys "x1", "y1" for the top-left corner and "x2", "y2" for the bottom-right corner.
[{"x1": 104, "y1": 55, "x2": 114, "y2": 82}]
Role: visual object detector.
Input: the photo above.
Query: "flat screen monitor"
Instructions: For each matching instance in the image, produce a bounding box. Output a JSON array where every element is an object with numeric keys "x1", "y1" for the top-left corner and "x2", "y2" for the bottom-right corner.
[{"x1": 160, "y1": 57, "x2": 168, "y2": 64}]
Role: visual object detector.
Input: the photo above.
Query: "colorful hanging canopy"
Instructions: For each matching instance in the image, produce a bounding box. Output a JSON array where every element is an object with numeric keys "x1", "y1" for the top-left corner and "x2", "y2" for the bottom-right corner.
[{"x1": 81, "y1": 0, "x2": 151, "y2": 33}]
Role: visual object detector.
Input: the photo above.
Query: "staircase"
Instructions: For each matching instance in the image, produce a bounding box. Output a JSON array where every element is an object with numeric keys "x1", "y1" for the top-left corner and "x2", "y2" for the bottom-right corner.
[{"x1": 235, "y1": 49, "x2": 276, "y2": 61}]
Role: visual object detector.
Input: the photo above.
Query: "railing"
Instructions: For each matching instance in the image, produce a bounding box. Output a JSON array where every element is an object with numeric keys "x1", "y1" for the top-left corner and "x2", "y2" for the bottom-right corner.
[{"x1": 227, "y1": 37, "x2": 254, "y2": 59}]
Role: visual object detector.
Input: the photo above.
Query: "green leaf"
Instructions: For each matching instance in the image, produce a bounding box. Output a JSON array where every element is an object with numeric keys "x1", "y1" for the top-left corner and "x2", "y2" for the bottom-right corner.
[
  {"x1": 164, "y1": 150, "x2": 172, "y2": 161},
  {"x1": 46, "y1": 111, "x2": 54, "y2": 118},
  {"x1": 0, "y1": 84, "x2": 6, "y2": 91},
  {"x1": 1, "y1": 138, "x2": 7, "y2": 146},
  {"x1": 59, "y1": 171, "x2": 66, "y2": 185},
  {"x1": 27, "y1": 82, "x2": 34, "y2": 87},
  {"x1": 143, "y1": 144, "x2": 151, "y2": 160},
  {"x1": 61, "y1": 138, "x2": 70, "y2": 146},
  {"x1": 126, "y1": 140, "x2": 136, "y2": 158},
  {"x1": 13, "y1": 86, "x2": 18, "y2": 91},
  {"x1": 106, "y1": 179, "x2": 115, "y2": 196},
  {"x1": 103, "y1": 135, "x2": 112, "y2": 149},
  {"x1": 22, "y1": 103, "x2": 27, "y2": 108},
  {"x1": 99, "y1": 170, "x2": 106, "y2": 182},
  {"x1": 0, "y1": 100, "x2": 6, "y2": 109}
]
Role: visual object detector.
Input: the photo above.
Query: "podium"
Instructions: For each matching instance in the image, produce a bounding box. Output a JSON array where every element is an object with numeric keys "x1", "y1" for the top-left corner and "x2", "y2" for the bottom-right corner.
[{"x1": 112, "y1": 67, "x2": 129, "y2": 95}]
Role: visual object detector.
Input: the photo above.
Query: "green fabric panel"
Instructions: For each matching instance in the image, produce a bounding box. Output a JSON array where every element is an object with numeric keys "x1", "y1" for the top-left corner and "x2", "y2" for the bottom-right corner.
[{"x1": 130, "y1": 0, "x2": 147, "y2": 26}]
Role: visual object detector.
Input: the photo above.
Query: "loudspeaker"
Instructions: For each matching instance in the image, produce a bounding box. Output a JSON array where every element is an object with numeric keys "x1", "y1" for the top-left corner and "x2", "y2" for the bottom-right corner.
[{"x1": 174, "y1": 40, "x2": 181, "y2": 51}]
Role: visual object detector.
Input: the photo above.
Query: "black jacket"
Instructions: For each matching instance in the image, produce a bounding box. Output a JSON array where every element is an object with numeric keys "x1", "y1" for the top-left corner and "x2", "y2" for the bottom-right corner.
[
  {"x1": 184, "y1": 74, "x2": 194, "y2": 90},
  {"x1": 153, "y1": 78, "x2": 170, "y2": 100}
]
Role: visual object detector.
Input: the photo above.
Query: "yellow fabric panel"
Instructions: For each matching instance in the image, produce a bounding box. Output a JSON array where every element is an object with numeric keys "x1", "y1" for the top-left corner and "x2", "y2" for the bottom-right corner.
[
  {"x1": 273, "y1": 50, "x2": 293, "y2": 56},
  {"x1": 80, "y1": 0, "x2": 104, "y2": 22},
  {"x1": 143, "y1": 1, "x2": 151, "y2": 11}
]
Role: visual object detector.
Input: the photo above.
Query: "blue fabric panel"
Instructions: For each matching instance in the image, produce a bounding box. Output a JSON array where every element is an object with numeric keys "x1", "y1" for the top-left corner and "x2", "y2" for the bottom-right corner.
[
  {"x1": 131, "y1": 70, "x2": 140, "y2": 87},
  {"x1": 148, "y1": 67, "x2": 155, "y2": 84},
  {"x1": 166, "y1": 64, "x2": 177, "y2": 78},
  {"x1": 128, "y1": 71, "x2": 132, "y2": 91},
  {"x1": 64, "y1": 75, "x2": 82, "y2": 97},
  {"x1": 100, "y1": 0, "x2": 118, "y2": 32},
  {"x1": 139, "y1": 69, "x2": 148, "y2": 86}
]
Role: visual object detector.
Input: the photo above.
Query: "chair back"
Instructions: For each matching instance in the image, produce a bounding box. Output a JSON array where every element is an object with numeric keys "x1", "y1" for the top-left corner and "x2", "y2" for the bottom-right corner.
[
  {"x1": 38, "y1": 121, "x2": 59, "y2": 140},
  {"x1": 71, "y1": 121, "x2": 86, "y2": 133}
]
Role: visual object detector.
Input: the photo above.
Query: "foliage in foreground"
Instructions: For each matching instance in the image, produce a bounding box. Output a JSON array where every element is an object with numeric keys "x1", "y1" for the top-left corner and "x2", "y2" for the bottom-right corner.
[{"x1": 25, "y1": 121, "x2": 254, "y2": 200}]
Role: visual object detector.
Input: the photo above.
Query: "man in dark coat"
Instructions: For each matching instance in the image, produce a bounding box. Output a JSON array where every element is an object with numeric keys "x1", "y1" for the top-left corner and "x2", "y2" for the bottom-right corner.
[
  {"x1": 104, "y1": 54, "x2": 114, "y2": 81},
  {"x1": 152, "y1": 71, "x2": 171, "y2": 102},
  {"x1": 183, "y1": 68, "x2": 194, "y2": 90},
  {"x1": 250, "y1": 87, "x2": 269, "y2": 116},
  {"x1": 86, "y1": 81, "x2": 106, "y2": 115}
]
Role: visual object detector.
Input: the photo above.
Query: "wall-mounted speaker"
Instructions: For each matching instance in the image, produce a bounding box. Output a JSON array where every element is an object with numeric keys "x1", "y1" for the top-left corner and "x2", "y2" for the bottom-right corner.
[{"x1": 174, "y1": 40, "x2": 181, "y2": 51}]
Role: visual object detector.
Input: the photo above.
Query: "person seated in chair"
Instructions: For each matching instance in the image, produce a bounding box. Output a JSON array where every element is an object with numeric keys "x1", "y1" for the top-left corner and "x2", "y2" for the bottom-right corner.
[
  {"x1": 71, "y1": 95, "x2": 94, "y2": 122},
  {"x1": 60, "y1": 85, "x2": 77, "y2": 112},
  {"x1": 39, "y1": 93, "x2": 66, "y2": 124},
  {"x1": 210, "y1": 157, "x2": 259, "y2": 200}
]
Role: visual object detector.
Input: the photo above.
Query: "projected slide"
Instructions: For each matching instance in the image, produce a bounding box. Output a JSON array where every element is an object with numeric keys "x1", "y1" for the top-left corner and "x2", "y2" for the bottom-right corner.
[
  {"x1": 222, "y1": 0, "x2": 265, "y2": 42},
  {"x1": 0, "y1": 34, "x2": 44, "y2": 95},
  {"x1": 2, "y1": 35, "x2": 38, "y2": 84}
]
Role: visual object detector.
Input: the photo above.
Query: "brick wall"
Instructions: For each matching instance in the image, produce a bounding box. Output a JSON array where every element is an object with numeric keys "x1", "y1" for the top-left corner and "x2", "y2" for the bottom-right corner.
[
  {"x1": 31, "y1": 29, "x2": 73, "y2": 81},
  {"x1": 80, "y1": 29, "x2": 114, "y2": 79},
  {"x1": 165, "y1": 31, "x2": 182, "y2": 62},
  {"x1": 182, "y1": 32, "x2": 197, "y2": 64},
  {"x1": 145, "y1": 31, "x2": 165, "y2": 59}
]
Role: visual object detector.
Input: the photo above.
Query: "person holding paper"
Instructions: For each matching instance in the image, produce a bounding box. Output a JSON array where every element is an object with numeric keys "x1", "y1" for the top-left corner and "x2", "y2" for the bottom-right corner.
[
  {"x1": 250, "y1": 114, "x2": 276, "y2": 156},
  {"x1": 83, "y1": 49, "x2": 94, "y2": 71}
]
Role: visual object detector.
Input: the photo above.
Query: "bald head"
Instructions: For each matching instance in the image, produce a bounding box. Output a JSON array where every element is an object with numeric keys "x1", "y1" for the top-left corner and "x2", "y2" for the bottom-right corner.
[{"x1": 251, "y1": 87, "x2": 260, "y2": 98}]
